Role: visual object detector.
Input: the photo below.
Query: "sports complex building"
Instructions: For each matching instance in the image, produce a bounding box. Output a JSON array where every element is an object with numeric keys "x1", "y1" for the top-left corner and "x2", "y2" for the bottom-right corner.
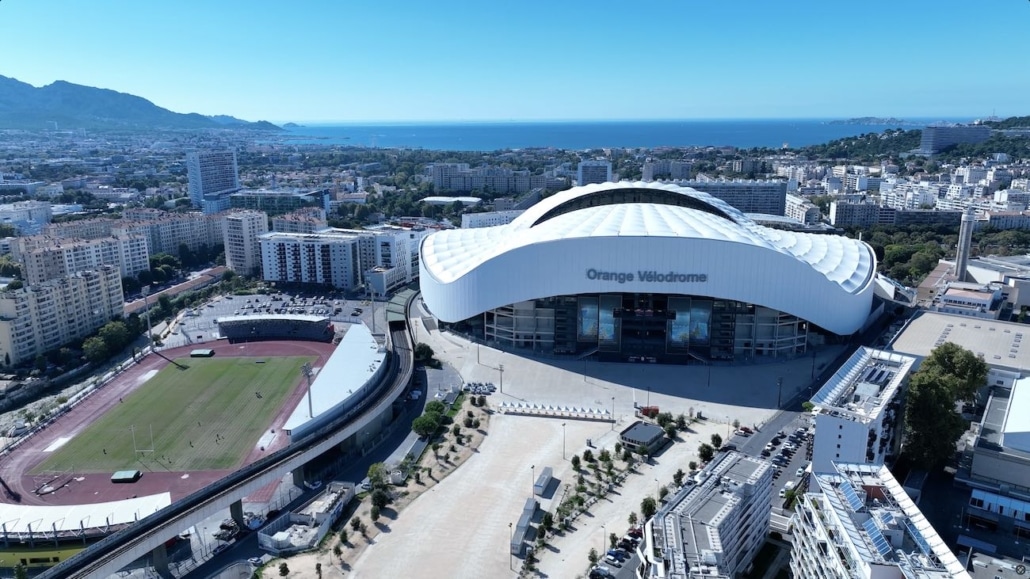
[{"x1": 420, "y1": 182, "x2": 877, "y2": 363}]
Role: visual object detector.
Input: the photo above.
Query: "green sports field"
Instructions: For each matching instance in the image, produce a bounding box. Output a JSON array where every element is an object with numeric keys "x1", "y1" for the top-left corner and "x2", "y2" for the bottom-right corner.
[{"x1": 33, "y1": 356, "x2": 313, "y2": 473}]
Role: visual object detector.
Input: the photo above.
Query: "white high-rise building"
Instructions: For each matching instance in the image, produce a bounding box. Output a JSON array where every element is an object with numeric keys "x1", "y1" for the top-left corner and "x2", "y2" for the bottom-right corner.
[
  {"x1": 649, "y1": 451, "x2": 772, "y2": 579},
  {"x1": 809, "y1": 348, "x2": 916, "y2": 473},
  {"x1": 186, "y1": 150, "x2": 240, "y2": 213},
  {"x1": 223, "y1": 210, "x2": 269, "y2": 276},
  {"x1": 577, "y1": 160, "x2": 612, "y2": 185},
  {"x1": 785, "y1": 194, "x2": 821, "y2": 225},
  {"x1": 0, "y1": 266, "x2": 124, "y2": 366},
  {"x1": 675, "y1": 178, "x2": 788, "y2": 215},
  {"x1": 791, "y1": 462, "x2": 968, "y2": 579}
]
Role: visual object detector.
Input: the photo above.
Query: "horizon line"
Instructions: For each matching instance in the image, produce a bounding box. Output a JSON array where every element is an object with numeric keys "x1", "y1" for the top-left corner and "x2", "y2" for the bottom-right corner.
[{"x1": 269, "y1": 115, "x2": 977, "y2": 126}]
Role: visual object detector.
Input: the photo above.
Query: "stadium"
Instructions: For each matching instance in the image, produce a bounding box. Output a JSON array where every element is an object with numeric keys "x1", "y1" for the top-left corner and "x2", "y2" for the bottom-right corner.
[
  {"x1": 0, "y1": 316, "x2": 383, "y2": 569},
  {"x1": 420, "y1": 181, "x2": 877, "y2": 363}
]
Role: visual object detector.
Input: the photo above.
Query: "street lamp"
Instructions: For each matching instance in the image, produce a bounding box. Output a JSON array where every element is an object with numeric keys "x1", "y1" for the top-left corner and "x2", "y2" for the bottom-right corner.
[
  {"x1": 499, "y1": 363, "x2": 504, "y2": 393},
  {"x1": 601, "y1": 524, "x2": 607, "y2": 554},
  {"x1": 508, "y1": 522, "x2": 514, "y2": 571},
  {"x1": 562, "y1": 422, "x2": 567, "y2": 460},
  {"x1": 531, "y1": 464, "x2": 535, "y2": 497},
  {"x1": 655, "y1": 478, "x2": 660, "y2": 499},
  {"x1": 610, "y1": 396, "x2": 615, "y2": 431}
]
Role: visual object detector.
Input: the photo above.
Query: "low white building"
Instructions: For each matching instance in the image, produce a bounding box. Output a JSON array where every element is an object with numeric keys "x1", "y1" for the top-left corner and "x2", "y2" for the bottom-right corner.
[
  {"x1": 791, "y1": 462, "x2": 967, "y2": 579},
  {"x1": 460, "y1": 210, "x2": 525, "y2": 229},
  {"x1": 809, "y1": 347, "x2": 915, "y2": 473},
  {"x1": 648, "y1": 451, "x2": 771, "y2": 578}
]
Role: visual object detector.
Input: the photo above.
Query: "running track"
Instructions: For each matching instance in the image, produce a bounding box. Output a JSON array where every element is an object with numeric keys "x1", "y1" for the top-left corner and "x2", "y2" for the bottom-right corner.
[{"x1": 0, "y1": 340, "x2": 334, "y2": 507}]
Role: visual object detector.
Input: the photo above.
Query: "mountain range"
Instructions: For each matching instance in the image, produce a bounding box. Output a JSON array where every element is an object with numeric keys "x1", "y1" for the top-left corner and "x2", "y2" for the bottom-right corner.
[{"x1": 0, "y1": 75, "x2": 280, "y2": 131}]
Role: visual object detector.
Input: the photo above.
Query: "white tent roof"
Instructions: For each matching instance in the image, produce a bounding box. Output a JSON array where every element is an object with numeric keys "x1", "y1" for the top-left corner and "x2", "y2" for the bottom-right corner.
[{"x1": 0, "y1": 492, "x2": 171, "y2": 535}]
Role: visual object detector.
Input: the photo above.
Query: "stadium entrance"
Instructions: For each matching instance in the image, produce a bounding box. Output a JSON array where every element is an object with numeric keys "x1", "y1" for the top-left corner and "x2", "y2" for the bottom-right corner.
[{"x1": 464, "y1": 293, "x2": 811, "y2": 364}]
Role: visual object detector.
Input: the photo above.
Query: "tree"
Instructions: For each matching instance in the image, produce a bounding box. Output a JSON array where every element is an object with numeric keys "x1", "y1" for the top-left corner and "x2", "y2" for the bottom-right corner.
[
  {"x1": 350, "y1": 517, "x2": 361, "y2": 532},
  {"x1": 571, "y1": 454, "x2": 581, "y2": 471},
  {"x1": 333, "y1": 544, "x2": 343, "y2": 557},
  {"x1": 659, "y1": 486, "x2": 669, "y2": 500},
  {"x1": 414, "y1": 342, "x2": 435, "y2": 361},
  {"x1": 664, "y1": 422, "x2": 678, "y2": 439},
  {"x1": 582, "y1": 449, "x2": 594, "y2": 462},
  {"x1": 99, "y1": 320, "x2": 130, "y2": 352},
  {"x1": 370, "y1": 504, "x2": 381, "y2": 523},
  {"x1": 710, "y1": 433, "x2": 723, "y2": 449},
  {"x1": 614, "y1": 442, "x2": 622, "y2": 455},
  {"x1": 598, "y1": 449, "x2": 611, "y2": 463},
  {"x1": 904, "y1": 371, "x2": 966, "y2": 469},
  {"x1": 14, "y1": 565, "x2": 27, "y2": 579},
  {"x1": 641, "y1": 496, "x2": 658, "y2": 519},
  {"x1": 412, "y1": 414, "x2": 439, "y2": 438},
  {"x1": 628, "y1": 511, "x2": 638, "y2": 526},
  {"x1": 688, "y1": 460, "x2": 698, "y2": 471},
  {"x1": 588, "y1": 548, "x2": 599, "y2": 566},
  {"x1": 83, "y1": 336, "x2": 109, "y2": 364},
  {"x1": 371, "y1": 488, "x2": 390, "y2": 509},
  {"x1": 541, "y1": 511, "x2": 554, "y2": 533},
  {"x1": 315, "y1": 562, "x2": 322, "y2": 579},
  {"x1": 278, "y1": 562, "x2": 290, "y2": 577},
  {"x1": 339, "y1": 529, "x2": 349, "y2": 544},
  {"x1": 673, "y1": 468, "x2": 685, "y2": 486},
  {"x1": 34, "y1": 354, "x2": 47, "y2": 373},
  {"x1": 609, "y1": 532, "x2": 619, "y2": 549},
  {"x1": 919, "y1": 342, "x2": 989, "y2": 402},
  {"x1": 675, "y1": 413, "x2": 688, "y2": 430},
  {"x1": 425, "y1": 400, "x2": 446, "y2": 415},
  {"x1": 698, "y1": 443, "x2": 715, "y2": 463},
  {"x1": 367, "y1": 462, "x2": 388, "y2": 490}
]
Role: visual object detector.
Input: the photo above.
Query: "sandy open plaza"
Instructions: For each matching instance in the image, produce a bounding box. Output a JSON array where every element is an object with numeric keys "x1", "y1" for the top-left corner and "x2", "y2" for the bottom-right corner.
[{"x1": 341, "y1": 321, "x2": 839, "y2": 578}]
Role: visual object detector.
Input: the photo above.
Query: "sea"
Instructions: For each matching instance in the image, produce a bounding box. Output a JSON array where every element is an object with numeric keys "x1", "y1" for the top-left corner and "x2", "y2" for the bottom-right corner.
[{"x1": 278, "y1": 119, "x2": 943, "y2": 152}]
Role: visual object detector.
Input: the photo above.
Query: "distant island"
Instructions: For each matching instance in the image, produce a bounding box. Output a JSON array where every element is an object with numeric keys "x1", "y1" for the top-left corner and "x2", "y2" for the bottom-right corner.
[
  {"x1": 283, "y1": 122, "x2": 304, "y2": 128},
  {"x1": 828, "y1": 117, "x2": 917, "y2": 126}
]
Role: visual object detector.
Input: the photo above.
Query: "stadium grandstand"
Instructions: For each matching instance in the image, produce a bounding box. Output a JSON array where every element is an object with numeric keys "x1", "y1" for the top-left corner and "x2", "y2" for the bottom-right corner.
[{"x1": 216, "y1": 314, "x2": 334, "y2": 343}]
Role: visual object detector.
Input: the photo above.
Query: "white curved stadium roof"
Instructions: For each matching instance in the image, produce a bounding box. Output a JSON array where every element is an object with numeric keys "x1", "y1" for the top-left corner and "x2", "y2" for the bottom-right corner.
[{"x1": 420, "y1": 182, "x2": 876, "y2": 334}]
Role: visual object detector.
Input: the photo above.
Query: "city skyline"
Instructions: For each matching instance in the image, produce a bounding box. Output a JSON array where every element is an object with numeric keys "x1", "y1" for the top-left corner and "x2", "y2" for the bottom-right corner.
[{"x1": 2, "y1": 0, "x2": 1028, "y2": 123}]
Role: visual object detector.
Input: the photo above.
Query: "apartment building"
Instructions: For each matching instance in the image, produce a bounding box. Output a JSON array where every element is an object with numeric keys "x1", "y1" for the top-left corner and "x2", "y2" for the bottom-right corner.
[
  {"x1": 791, "y1": 462, "x2": 967, "y2": 578},
  {"x1": 16, "y1": 234, "x2": 150, "y2": 284},
  {"x1": 115, "y1": 209, "x2": 225, "y2": 256},
  {"x1": 259, "y1": 226, "x2": 427, "y2": 293},
  {"x1": 642, "y1": 160, "x2": 693, "y2": 181},
  {"x1": 41, "y1": 217, "x2": 116, "y2": 240},
  {"x1": 919, "y1": 124, "x2": 991, "y2": 155},
  {"x1": 186, "y1": 150, "x2": 240, "y2": 212},
  {"x1": 271, "y1": 207, "x2": 328, "y2": 234},
  {"x1": 230, "y1": 188, "x2": 331, "y2": 216},
  {"x1": 577, "y1": 160, "x2": 612, "y2": 186},
  {"x1": 785, "y1": 194, "x2": 822, "y2": 225},
  {"x1": 259, "y1": 232, "x2": 361, "y2": 290},
  {"x1": 0, "y1": 266, "x2": 123, "y2": 366},
  {"x1": 809, "y1": 348, "x2": 915, "y2": 473},
  {"x1": 428, "y1": 163, "x2": 549, "y2": 194},
  {"x1": 649, "y1": 451, "x2": 772, "y2": 579},
  {"x1": 676, "y1": 178, "x2": 788, "y2": 216},
  {"x1": 223, "y1": 210, "x2": 269, "y2": 276}
]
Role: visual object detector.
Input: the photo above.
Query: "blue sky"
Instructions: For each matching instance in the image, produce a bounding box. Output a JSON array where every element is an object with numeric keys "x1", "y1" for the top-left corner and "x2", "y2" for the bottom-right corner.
[{"x1": 1, "y1": 0, "x2": 1027, "y2": 122}]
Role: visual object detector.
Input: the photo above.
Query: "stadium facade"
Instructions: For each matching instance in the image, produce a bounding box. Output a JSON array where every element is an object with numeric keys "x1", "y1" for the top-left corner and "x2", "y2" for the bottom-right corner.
[{"x1": 419, "y1": 182, "x2": 877, "y2": 363}]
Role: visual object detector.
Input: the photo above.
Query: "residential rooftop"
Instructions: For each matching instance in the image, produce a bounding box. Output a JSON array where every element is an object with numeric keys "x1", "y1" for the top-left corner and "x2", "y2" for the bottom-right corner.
[
  {"x1": 810, "y1": 463, "x2": 966, "y2": 577},
  {"x1": 655, "y1": 451, "x2": 770, "y2": 578},
  {"x1": 810, "y1": 347, "x2": 915, "y2": 425}
]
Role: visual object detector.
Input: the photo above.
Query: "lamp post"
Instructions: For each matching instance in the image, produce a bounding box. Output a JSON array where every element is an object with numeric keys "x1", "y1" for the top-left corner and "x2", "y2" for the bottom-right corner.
[
  {"x1": 499, "y1": 363, "x2": 504, "y2": 393},
  {"x1": 655, "y1": 478, "x2": 660, "y2": 500},
  {"x1": 141, "y1": 285, "x2": 154, "y2": 350},
  {"x1": 601, "y1": 524, "x2": 607, "y2": 554},
  {"x1": 610, "y1": 396, "x2": 615, "y2": 431},
  {"x1": 776, "y1": 376, "x2": 784, "y2": 408},
  {"x1": 531, "y1": 464, "x2": 535, "y2": 497},
  {"x1": 508, "y1": 522, "x2": 514, "y2": 570},
  {"x1": 562, "y1": 422, "x2": 567, "y2": 460}
]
